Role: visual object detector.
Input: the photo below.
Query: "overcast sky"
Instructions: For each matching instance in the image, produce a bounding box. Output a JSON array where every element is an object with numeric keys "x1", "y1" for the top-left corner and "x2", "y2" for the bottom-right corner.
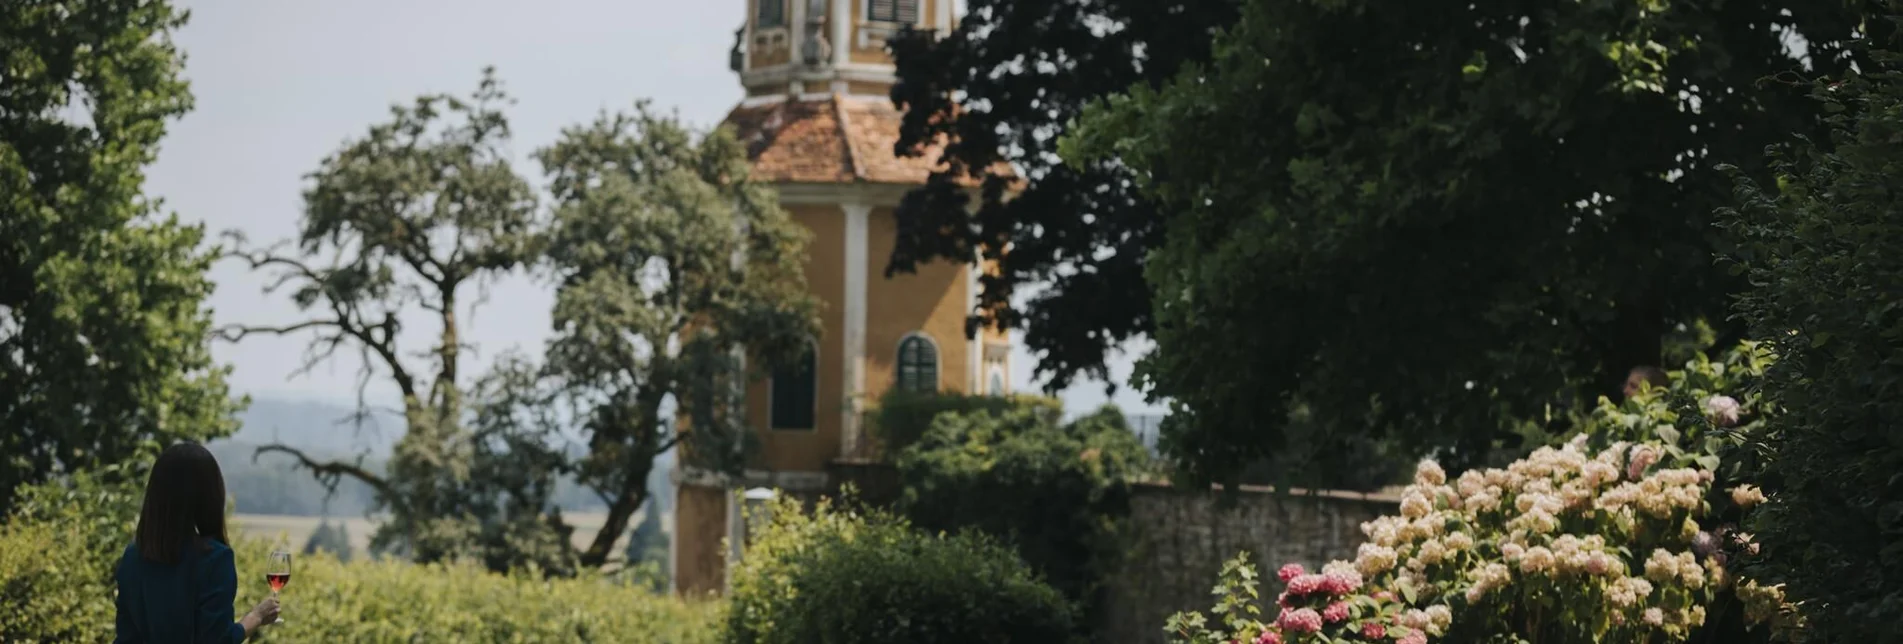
[{"x1": 150, "y1": 0, "x2": 1163, "y2": 419}]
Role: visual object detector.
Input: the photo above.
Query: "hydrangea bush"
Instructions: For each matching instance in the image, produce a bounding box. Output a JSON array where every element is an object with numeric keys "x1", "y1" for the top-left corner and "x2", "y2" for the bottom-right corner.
[{"x1": 1168, "y1": 344, "x2": 1800, "y2": 643}]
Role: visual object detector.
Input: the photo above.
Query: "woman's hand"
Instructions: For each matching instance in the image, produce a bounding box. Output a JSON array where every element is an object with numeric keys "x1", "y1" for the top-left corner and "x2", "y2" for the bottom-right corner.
[{"x1": 240, "y1": 597, "x2": 280, "y2": 634}]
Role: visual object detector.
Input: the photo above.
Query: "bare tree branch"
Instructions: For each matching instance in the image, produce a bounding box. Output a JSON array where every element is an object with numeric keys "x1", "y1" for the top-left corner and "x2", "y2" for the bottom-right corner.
[{"x1": 254, "y1": 443, "x2": 396, "y2": 501}]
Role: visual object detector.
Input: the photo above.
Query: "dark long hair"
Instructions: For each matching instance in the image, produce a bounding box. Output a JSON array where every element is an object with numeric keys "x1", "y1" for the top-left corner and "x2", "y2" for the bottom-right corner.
[{"x1": 134, "y1": 442, "x2": 230, "y2": 564}]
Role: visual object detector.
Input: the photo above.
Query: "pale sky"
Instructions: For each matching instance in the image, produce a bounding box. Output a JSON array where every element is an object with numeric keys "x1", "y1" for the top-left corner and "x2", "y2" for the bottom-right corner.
[{"x1": 151, "y1": 0, "x2": 1163, "y2": 419}]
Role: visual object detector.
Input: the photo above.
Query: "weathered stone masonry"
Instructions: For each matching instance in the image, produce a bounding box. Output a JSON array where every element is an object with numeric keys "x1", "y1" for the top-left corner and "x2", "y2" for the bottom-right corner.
[{"x1": 1098, "y1": 483, "x2": 1400, "y2": 644}]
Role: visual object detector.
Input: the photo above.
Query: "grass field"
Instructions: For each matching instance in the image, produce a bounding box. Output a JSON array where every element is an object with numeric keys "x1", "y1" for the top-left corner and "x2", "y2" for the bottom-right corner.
[{"x1": 233, "y1": 511, "x2": 666, "y2": 559}]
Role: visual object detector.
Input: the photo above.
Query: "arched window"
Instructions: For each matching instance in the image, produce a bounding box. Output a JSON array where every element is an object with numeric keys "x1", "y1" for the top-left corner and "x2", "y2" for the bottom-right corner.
[
  {"x1": 896, "y1": 334, "x2": 939, "y2": 393},
  {"x1": 866, "y1": 0, "x2": 919, "y2": 24},
  {"x1": 770, "y1": 343, "x2": 816, "y2": 430}
]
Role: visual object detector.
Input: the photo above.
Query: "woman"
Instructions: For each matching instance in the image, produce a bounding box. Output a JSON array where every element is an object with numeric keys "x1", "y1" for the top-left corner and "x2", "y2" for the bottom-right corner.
[{"x1": 115, "y1": 442, "x2": 279, "y2": 643}]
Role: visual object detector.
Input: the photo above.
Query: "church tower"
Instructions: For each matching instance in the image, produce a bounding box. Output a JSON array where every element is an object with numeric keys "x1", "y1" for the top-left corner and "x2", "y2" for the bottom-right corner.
[{"x1": 670, "y1": 0, "x2": 1011, "y2": 595}]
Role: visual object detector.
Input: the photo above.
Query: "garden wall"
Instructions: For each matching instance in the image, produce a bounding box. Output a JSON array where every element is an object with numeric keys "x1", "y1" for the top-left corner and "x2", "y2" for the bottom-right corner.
[{"x1": 1098, "y1": 483, "x2": 1399, "y2": 644}]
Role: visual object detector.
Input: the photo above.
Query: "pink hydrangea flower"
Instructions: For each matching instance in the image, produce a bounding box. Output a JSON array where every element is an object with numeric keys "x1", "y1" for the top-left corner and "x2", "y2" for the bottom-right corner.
[
  {"x1": 1361, "y1": 622, "x2": 1387, "y2": 639},
  {"x1": 1285, "y1": 573, "x2": 1327, "y2": 596},
  {"x1": 1704, "y1": 395, "x2": 1741, "y2": 427},
  {"x1": 1627, "y1": 445, "x2": 1659, "y2": 481},
  {"x1": 1277, "y1": 607, "x2": 1324, "y2": 634},
  {"x1": 1692, "y1": 531, "x2": 1719, "y2": 558},
  {"x1": 1321, "y1": 569, "x2": 1363, "y2": 595},
  {"x1": 1277, "y1": 563, "x2": 1306, "y2": 582},
  {"x1": 1398, "y1": 630, "x2": 1428, "y2": 644},
  {"x1": 1276, "y1": 592, "x2": 1293, "y2": 608},
  {"x1": 1254, "y1": 629, "x2": 1282, "y2": 644},
  {"x1": 1322, "y1": 601, "x2": 1350, "y2": 623}
]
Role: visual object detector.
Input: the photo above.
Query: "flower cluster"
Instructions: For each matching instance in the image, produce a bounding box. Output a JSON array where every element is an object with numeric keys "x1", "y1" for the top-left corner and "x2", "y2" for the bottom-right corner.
[
  {"x1": 1172, "y1": 437, "x2": 1794, "y2": 643},
  {"x1": 1169, "y1": 369, "x2": 1799, "y2": 644}
]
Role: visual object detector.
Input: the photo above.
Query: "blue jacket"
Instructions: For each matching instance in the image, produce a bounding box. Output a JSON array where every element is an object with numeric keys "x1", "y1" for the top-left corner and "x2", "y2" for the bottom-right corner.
[{"x1": 114, "y1": 540, "x2": 247, "y2": 643}]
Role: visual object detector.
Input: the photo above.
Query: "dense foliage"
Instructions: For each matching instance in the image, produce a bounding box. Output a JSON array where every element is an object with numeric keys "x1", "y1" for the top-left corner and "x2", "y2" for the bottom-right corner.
[
  {"x1": 896, "y1": 404, "x2": 1152, "y2": 623},
  {"x1": 0, "y1": 0, "x2": 240, "y2": 514},
  {"x1": 0, "y1": 472, "x2": 718, "y2": 643},
  {"x1": 536, "y1": 104, "x2": 820, "y2": 566},
  {"x1": 226, "y1": 73, "x2": 812, "y2": 571},
  {"x1": 222, "y1": 70, "x2": 568, "y2": 571},
  {"x1": 1721, "y1": 27, "x2": 1903, "y2": 640},
  {"x1": 885, "y1": 0, "x2": 1236, "y2": 390},
  {"x1": 724, "y1": 496, "x2": 1079, "y2": 644},
  {"x1": 872, "y1": 388, "x2": 1061, "y2": 452},
  {"x1": 1063, "y1": 0, "x2": 1883, "y2": 488},
  {"x1": 1167, "y1": 346, "x2": 1796, "y2": 643}
]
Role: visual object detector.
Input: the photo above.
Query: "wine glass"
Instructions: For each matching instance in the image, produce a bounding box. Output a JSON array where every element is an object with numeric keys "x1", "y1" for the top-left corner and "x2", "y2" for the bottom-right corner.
[{"x1": 265, "y1": 549, "x2": 291, "y2": 625}]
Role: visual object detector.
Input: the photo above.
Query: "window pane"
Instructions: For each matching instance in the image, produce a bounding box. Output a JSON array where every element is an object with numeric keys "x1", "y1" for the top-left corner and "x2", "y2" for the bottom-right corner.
[
  {"x1": 867, "y1": 0, "x2": 918, "y2": 23},
  {"x1": 757, "y1": 0, "x2": 785, "y2": 28},
  {"x1": 771, "y1": 346, "x2": 815, "y2": 429},
  {"x1": 897, "y1": 336, "x2": 938, "y2": 393}
]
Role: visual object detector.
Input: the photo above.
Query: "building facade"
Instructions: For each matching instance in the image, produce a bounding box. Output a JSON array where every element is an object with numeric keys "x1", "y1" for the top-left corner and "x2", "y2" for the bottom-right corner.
[{"x1": 670, "y1": 0, "x2": 1010, "y2": 595}]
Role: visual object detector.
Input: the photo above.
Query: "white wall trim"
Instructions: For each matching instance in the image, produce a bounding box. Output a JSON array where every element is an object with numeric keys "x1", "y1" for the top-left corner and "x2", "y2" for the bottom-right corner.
[
  {"x1": 739, "y1": 62, "x2": 897, "y2": 89},
  {"x1": 938, "y1": 0, "x2": 954, "y2": 30},
  {"x1": 842, "y1": 203, "x2": 871, "y2": 456}
]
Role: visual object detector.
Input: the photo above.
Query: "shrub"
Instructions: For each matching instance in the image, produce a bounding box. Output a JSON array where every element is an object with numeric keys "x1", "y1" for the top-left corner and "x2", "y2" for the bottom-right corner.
[
  {"x1": 228, "y1": 541, "x2": 718, "y2": 643},
  {"x1": 724, "y1": 495, "x2": 1079, "y2": 644},
  {"x1": 1166, "y1": 345, "x2": 1797, "y2": 643},
  {"x1": 871, "y1": 389, "x2": 1062, "y2": 452},
  {"x1": 896, "y1": 404, "x2": 1151, "y2": 623},
  {"x1": 0, "y1": 520, "x2": 117, "y2": 642},
  {"x1": 1, "y1": 470, "x2": 720, "y2": 643},
  {"x1": 1720, "y1": 25, "x2": 1903, "y2": 641}
]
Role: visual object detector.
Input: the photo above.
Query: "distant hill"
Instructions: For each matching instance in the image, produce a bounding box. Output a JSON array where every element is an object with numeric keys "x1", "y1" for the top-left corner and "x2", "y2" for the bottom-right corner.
[{"x1": 214, "y1": 396, "x2": 673, "y2": 518}]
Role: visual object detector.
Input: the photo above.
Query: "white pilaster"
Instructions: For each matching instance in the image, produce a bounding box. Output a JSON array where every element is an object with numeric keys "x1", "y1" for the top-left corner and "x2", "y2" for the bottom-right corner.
[
  {"x1": 788, "y1": 0, "x2": 806, "y2": 66},
  {"x1": 841, "y1": 203, "x2": 871, "y2": 456},
  {"x1": 966, "y1": 254, "x2": 982, "y2": 392},
  {"x1": 832, "y1": 0, "x2": 851, "y2": 69}
]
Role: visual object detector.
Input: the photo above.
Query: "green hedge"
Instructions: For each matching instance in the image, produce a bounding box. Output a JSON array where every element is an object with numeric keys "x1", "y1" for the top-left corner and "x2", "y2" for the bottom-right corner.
[
  {"x1": 0, "y1": 472, "x2": 720, "y2": 643},
  {"x1": 724, "y1": 496, "x2": 1079, "y2": 644},
  {"x1": 871, "y1": 389, "x2": 1062, "y2": 453}
]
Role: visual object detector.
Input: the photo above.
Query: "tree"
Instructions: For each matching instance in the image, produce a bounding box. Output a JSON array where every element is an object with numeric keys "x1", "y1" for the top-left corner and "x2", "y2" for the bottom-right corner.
[
  {"x1": 221, "y1": 69, "x2": 561, "y2": 569},
  {"x1": 884, "y1": 0, "x2": 1237, "y2": 391},
  {"x1": 1062, "y1": 0, "x2": 1881, "y2": 487},
  {"x1": 535, "y1": 104, "x2": 820, "y2": 567},
  {"x1": 1, "y1": 0, "x2": 239, "y2": 512},
  {"x1": 895, "y1": 403, "x2": 1152, "y2": 627},
  {"x1": 302, "y1": 519, "x2": 353, "y2": 562},
  {"x1": 1722, "y1": 23, "x2": 1903, "y2": 639}
]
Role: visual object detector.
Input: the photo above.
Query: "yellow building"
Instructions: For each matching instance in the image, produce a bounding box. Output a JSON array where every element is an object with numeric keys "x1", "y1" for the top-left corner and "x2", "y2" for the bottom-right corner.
[{"x1": 670, "y1": 0, "x2": 1010, "y2": 595}]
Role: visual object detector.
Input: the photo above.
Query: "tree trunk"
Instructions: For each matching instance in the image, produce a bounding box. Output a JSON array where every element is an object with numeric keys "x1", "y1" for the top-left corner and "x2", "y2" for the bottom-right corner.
[{"x1": 578, "y1": 390, "x2": 666, "y2": 568}]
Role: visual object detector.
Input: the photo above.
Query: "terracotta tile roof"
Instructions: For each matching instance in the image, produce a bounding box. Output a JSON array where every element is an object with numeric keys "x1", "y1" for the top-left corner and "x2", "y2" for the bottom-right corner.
[{"x1": 723, "y1": 94, "x2": 996, "y2": 186}]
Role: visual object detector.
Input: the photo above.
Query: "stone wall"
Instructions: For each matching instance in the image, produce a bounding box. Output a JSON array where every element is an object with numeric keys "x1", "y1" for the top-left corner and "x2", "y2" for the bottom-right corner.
[{"x1": 1097, "y1": 483, "x2": 1399, "y2": 644}]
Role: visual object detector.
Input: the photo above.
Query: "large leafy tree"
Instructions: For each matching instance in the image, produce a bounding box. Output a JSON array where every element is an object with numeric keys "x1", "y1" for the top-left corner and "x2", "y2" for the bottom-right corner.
[
  {"x1": 536, "y1": 105, "x2": 820, "y2": 567},
  {"x1": 1, "y1": 0, "x2": 239, "y2": 512},
  {"x1": 1063, "y1": 0, "x2": 1881, "y2": 487},
  {"x1": 221, "y1": 70, "x2": 564, "y2": 569},
  {"x1": 884, "y1": 0, "x2": 1236, "y2": 390},
  {"x1": 1723, "y1": 24, "x2": 1903, "y2": 639}
]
